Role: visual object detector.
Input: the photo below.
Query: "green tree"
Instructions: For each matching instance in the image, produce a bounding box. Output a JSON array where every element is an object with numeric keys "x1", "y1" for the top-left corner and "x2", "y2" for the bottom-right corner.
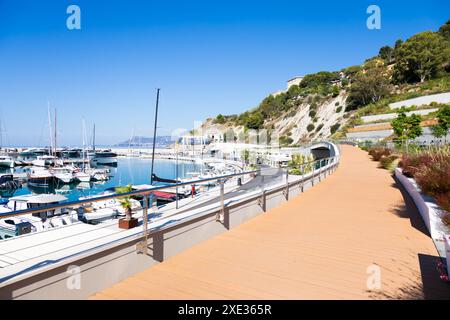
[
  {"x1": 431, "y1": 125, "x2": 447, "y2": 141},
  {"x1": 391, "y1": 107, "x2": 423, "y2": 144},
  {"x1": 331, "y1": 85, "x2": 340, "y2": 97},
  {"x1": 393, "y1": 31, "x2": 450, "y2": 83},
  {"x1": 214, "y1": 114, "x2": 225, "y2": 124},
  {"x1": 431, "y1": 104, "x2": 450, "y2": 142},
  {"x1": 245, "y1": 112, "x2": 264, "y2": 130},
  {"x1": 438, "y1": 19, "x2": 450, "y2": 42},
  {"x1": 379, "y1": 45, "x2": 394, "y2": 63},
  {"x1": 115, "y1": 185, "x2": 134, "y2": 221},
  {"x1": 346, "y1": 66, "x2": 390, "y2": 110},
  {"x1": 241, "y1": 149, "x2": 250, "y2": 164},
  {"x1": 436, "y1": 104, "x2": 450, "y2": 131}
]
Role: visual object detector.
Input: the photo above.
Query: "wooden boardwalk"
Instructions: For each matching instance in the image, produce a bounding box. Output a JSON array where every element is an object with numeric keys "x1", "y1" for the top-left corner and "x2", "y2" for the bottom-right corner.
[{"x1": 91, "y1": 145, "x2": 450, "y2": 299}]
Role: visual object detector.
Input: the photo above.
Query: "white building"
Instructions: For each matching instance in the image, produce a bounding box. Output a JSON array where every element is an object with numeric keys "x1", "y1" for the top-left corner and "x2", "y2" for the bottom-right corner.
[{"x1": 287, "y1": 76, "x2": 303, "y2": 89}]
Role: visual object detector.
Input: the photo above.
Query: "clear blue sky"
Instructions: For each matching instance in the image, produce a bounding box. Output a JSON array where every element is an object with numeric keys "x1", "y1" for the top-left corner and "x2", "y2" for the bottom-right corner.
[{"x1": 0, "y1": 0, "x2": 448, "y2": 146}]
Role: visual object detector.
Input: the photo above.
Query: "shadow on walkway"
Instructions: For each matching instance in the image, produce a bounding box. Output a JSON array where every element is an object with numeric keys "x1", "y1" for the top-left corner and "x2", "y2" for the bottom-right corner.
[
  {"x1": 418, "y1": 253, "x2": 450, "y2": 299},
  {"x1": 389, "y1": 175, "x2": 430, "y2": 238}
]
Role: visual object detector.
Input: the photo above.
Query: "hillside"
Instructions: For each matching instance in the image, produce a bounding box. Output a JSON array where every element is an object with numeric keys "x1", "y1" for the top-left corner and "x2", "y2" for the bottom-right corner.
[{"x1": 200, "y1": 19, "x2": 450, "y2": 145}]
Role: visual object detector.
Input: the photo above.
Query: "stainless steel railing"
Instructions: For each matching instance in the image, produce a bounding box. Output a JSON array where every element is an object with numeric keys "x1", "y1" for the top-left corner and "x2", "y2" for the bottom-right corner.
[
  {"x1": 0, "y1": 155, "x2": 339, "y2": 221},
  {"x1": 0, "y1": 154, "x2": 340, "y2": 280}
]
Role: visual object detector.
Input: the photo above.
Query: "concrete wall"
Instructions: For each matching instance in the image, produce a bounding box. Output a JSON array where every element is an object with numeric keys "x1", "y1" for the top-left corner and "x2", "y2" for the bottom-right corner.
[
  {"x1": 0, "y1": 162, "x2": 338, "y2": 300},
  {"x1": 361, "y1": 108, "x2": 438, "y2": 123},
  {"x1": 346, "y1": 129, "x2": 393, "y2": 141},
  {"x1": 389, "y1": 92, "x2": 450, "y2": 109}
]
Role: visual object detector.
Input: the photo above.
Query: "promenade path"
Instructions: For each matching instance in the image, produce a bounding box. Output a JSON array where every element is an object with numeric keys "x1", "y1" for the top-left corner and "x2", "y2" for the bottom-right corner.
[{"x1": 91, "y1": 145, "x2": 450, "y2": 299}]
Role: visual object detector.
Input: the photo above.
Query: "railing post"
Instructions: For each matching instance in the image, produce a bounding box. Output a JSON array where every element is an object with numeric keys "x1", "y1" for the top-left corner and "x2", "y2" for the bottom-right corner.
[
  {"x1": 175, "y1": 183, "x2": 179, "y2": 210},
  {"x1": 301, "y1": 163, "x2": 305, "y2": 192},
  {"x1": 137, "y1": 194, "x2": 149, "y2": 254},
  {"x1": 216, "y1": 179, "x2": 225, "y2": 222},
  {"x1": 319, "y1": 159, "x2": 322, "y2": 181},
  {"x1": 284, "y1": 169, "x2": 289, "y2": 200},
  {"x1": 312, "y1": 161, "x2": 316, "y2": 186},
  {"x1": 258, "y1": 171, "x2": 266, "y2": 211}
]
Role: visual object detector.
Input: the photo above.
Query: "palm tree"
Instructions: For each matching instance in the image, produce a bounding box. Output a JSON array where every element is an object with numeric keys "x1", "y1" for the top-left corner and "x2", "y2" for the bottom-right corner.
[{"x1": 115, "y1": 184, "x2": 133, "y2": 221}]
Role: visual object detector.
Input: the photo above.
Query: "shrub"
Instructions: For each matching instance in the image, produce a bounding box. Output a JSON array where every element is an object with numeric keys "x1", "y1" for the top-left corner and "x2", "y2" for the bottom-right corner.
[
  {"x1": 214, "y1": 114, "x2": 226, "y2": 124},
  {"x1": 330, "y1": 124, "x2": 340, "y2": 134},
  {"x1": 380, "y1": 155, "x2": 399, "y2": 170},
  {"x1": 413, "y1": 152, "x2": 450, "y2": 197},
  {"x1": 309, "y1": 110, "x2": 316, "y2": 118},
  {"x1": 316, "y1": 124, "x2": 324, "y2": 132},
  {"x1": 368, "y1": 147, "x2": 391, "y2": 161},
  {"x1": 307, "y1": 124, "x2": 315, "y2": 132},
  {"x1": 336, "y1": 106, "x2": 343, "y2": 113},
  {"x1": 335, "y1": 102, "x2": 340, "y2": 106},
  {"x1": 399, "y1": 148, "x2": 450, "y2": 220},
  {"x1": 398, "y1": 153, "x2": 430, "y2": 177},
  {"x1": 436, "y1": 192, "x2": 450, "y2": 212},
  {"x1": 279, "y1": 135, "x2": 294, "y2": 146}
]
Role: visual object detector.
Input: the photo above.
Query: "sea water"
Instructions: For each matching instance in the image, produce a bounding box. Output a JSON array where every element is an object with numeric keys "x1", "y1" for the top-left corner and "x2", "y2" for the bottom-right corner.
[{"x1": 0, "y1": 157, "x2": 204, "y2": 202}]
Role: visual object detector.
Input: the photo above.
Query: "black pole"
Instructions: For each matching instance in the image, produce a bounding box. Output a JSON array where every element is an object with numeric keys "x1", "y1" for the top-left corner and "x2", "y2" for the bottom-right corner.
[
  {"x1": 93, "y1": 123, "x2": 96, "y2": 152},
  {"x1": 150, "y1": 88, "x2": 160, "y2": 185}
]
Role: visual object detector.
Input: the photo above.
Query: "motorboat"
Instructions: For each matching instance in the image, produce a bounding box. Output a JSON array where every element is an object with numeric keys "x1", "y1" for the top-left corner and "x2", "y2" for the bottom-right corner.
[
  {"x1": 58, "y1": 148, "x2": 81, "y2": 159},
  {"x1": 74, "y1": 170, "x2": 91, "y2": 182},
  {"x1": 0, "y1": 156, "x2": 15, "y2": 168},
  {"x1": 0, "y1": 174, "x2": 21, "y2": 191},
  {"x1": 31, "y1": 155, "x2": 61, "y2": 167},
  {"x1": 89, "y1": 150, "x2": 118, "y2": 166},
  {"x1": 51, "y1": 166, "x2": 77, "y2": 184},
  {"x1": 79, "y1": 191, "x2": 142, "y2": 223},
  {"x1": 19, "y1": 148, "x2": 49, "y2": 159},
  {"x1": 0, "y1": 194, "x2": 78, "y2": 239},
  {"x1": 27, "y1": 167, "x2": 55, "y2": 186},
  {"x1": 133, "y1": 184, "x2": 190, "y2": 206},
  {"x1": 85, "y1": 168, "x2": 109, "y2": 181}
]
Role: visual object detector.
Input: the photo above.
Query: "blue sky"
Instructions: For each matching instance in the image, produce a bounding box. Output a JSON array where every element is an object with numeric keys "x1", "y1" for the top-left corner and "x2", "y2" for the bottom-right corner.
[{"x1": 0, "y1": 0, "x2": 448, "y2": 146}]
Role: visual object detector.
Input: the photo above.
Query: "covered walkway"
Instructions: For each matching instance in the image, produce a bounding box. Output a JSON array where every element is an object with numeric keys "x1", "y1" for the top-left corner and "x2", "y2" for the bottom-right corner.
[{"x1": 91, "y1": 145, "x2": 449, "y2": 299}]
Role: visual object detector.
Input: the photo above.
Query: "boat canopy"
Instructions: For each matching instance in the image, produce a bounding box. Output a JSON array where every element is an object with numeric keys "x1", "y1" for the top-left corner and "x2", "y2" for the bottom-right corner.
[{"x1": 9, "y1": 194, "x2": 67, "y2": 204}]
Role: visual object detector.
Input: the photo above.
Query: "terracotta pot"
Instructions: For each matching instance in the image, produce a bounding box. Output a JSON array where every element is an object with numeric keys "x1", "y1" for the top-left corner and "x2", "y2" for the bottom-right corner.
[{"x1": 119, "y1": 217, "x2": 138, "y2": 229}]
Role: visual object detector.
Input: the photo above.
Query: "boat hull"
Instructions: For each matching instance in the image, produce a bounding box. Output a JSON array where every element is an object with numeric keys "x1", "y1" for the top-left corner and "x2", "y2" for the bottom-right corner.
[
  {"x1": 28, "y1": 176, "x2": 55, "y2": 186},
  {"x1": 0, "y1": 161, "x2": 14, "y2": 168},
  {"x1": 91, "y1": 157, "x2": 118, "y2": 166}
]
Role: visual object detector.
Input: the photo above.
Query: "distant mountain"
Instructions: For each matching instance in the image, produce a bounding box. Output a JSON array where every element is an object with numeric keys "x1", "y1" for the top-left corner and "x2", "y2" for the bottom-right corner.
[{"x1": 115, "y1": 136, "x2": 173, "y2": 148}]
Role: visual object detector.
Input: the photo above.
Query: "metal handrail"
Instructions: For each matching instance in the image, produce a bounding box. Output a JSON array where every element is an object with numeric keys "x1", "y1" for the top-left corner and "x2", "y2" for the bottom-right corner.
[
  {"x1": 0, "y1": 155, "x2": 338, "y2": 220},
  {"x1": 0, "y1": 154, "x2": 340, "y2": 283},
  {"x1": 0, "y1": 169, "x2": 258, "y2": 219}
]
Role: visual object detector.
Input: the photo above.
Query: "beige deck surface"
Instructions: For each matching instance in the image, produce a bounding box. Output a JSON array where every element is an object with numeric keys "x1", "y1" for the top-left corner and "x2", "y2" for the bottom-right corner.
[{"x1": 91, "y1": 145, "x2": 450, "y2": 299}]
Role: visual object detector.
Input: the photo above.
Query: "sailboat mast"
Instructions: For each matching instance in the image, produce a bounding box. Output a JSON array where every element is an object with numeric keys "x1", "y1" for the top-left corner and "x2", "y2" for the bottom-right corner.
[
  {"x1": 47, "y1": 102, "x2": 53, "y2": 155},
  {"x1": 0, "y1": 118, "x2": 3, "y2": 151},
  {"x1": 93, "y1": 123, "x2": 96, "y2": 152},
  {"x1": 149, "y1": 88, "x2": 160, "y2": 185},
  {"x1": 54, "y1": 108, "x2": 57, "y2": 156},
  {"x1": 82, "y1": 118, "x2": 86, "y2": 171}
]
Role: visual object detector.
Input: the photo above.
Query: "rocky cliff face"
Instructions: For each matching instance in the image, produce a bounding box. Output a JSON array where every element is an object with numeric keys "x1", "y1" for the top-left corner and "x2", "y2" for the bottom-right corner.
[{"x1": 200, "y1": 93, "x2": 348, "y2": 144}]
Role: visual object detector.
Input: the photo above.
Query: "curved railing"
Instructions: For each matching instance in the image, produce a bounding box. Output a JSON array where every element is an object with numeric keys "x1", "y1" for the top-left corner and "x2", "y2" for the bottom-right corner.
[{"x1": 0, "y1": 144, "x2": 341, "y2": 285}]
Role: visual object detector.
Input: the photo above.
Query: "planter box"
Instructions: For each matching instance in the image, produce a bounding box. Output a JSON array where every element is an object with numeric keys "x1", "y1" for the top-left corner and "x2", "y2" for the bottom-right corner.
[
  {"x1": 118, "y1": 218, "x2": 139, "y2": 229},
  {"x1": 395, "y1": 168, "x2": 449, "y2": 258},
  {"x1": 446, "y1": 236, "x2": 450, "y2": 275}
]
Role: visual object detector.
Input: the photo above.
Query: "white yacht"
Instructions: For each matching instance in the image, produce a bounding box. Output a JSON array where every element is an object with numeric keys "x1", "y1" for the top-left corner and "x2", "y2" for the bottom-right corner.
[
  {"x1": 51, "y1": 166, "x2": 77, "y2": 184},
  {"x1": 74, "y1": 170, "x2": 91, "y2": 182},
  {"x1": 27, "y1": 167, "x2": 55, "y2": 186},
  {"x1": 31, "y1": 155, "x2": 61, "y2": 167},
  {"x1": 0, "y1": 156, "x2": 15, "y2": 168},
  {"x1": 85, "y1": 168, "x2": 109, "y2": 181},
  {"x1": 79, "y1": 191, "x2": 142, "y2": 223},
  {"x1": 89, "y1": 150, "x2": 118, "y2": 166},
  {"x1": 0, "y1": 194, "x2": 78, "y2": 239}
]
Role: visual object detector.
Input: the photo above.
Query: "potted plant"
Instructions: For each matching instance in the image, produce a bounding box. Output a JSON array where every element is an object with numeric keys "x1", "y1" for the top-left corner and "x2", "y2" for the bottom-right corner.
[{"x1": 116, "y1": 184, "x2": 138, "y2": 229}]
